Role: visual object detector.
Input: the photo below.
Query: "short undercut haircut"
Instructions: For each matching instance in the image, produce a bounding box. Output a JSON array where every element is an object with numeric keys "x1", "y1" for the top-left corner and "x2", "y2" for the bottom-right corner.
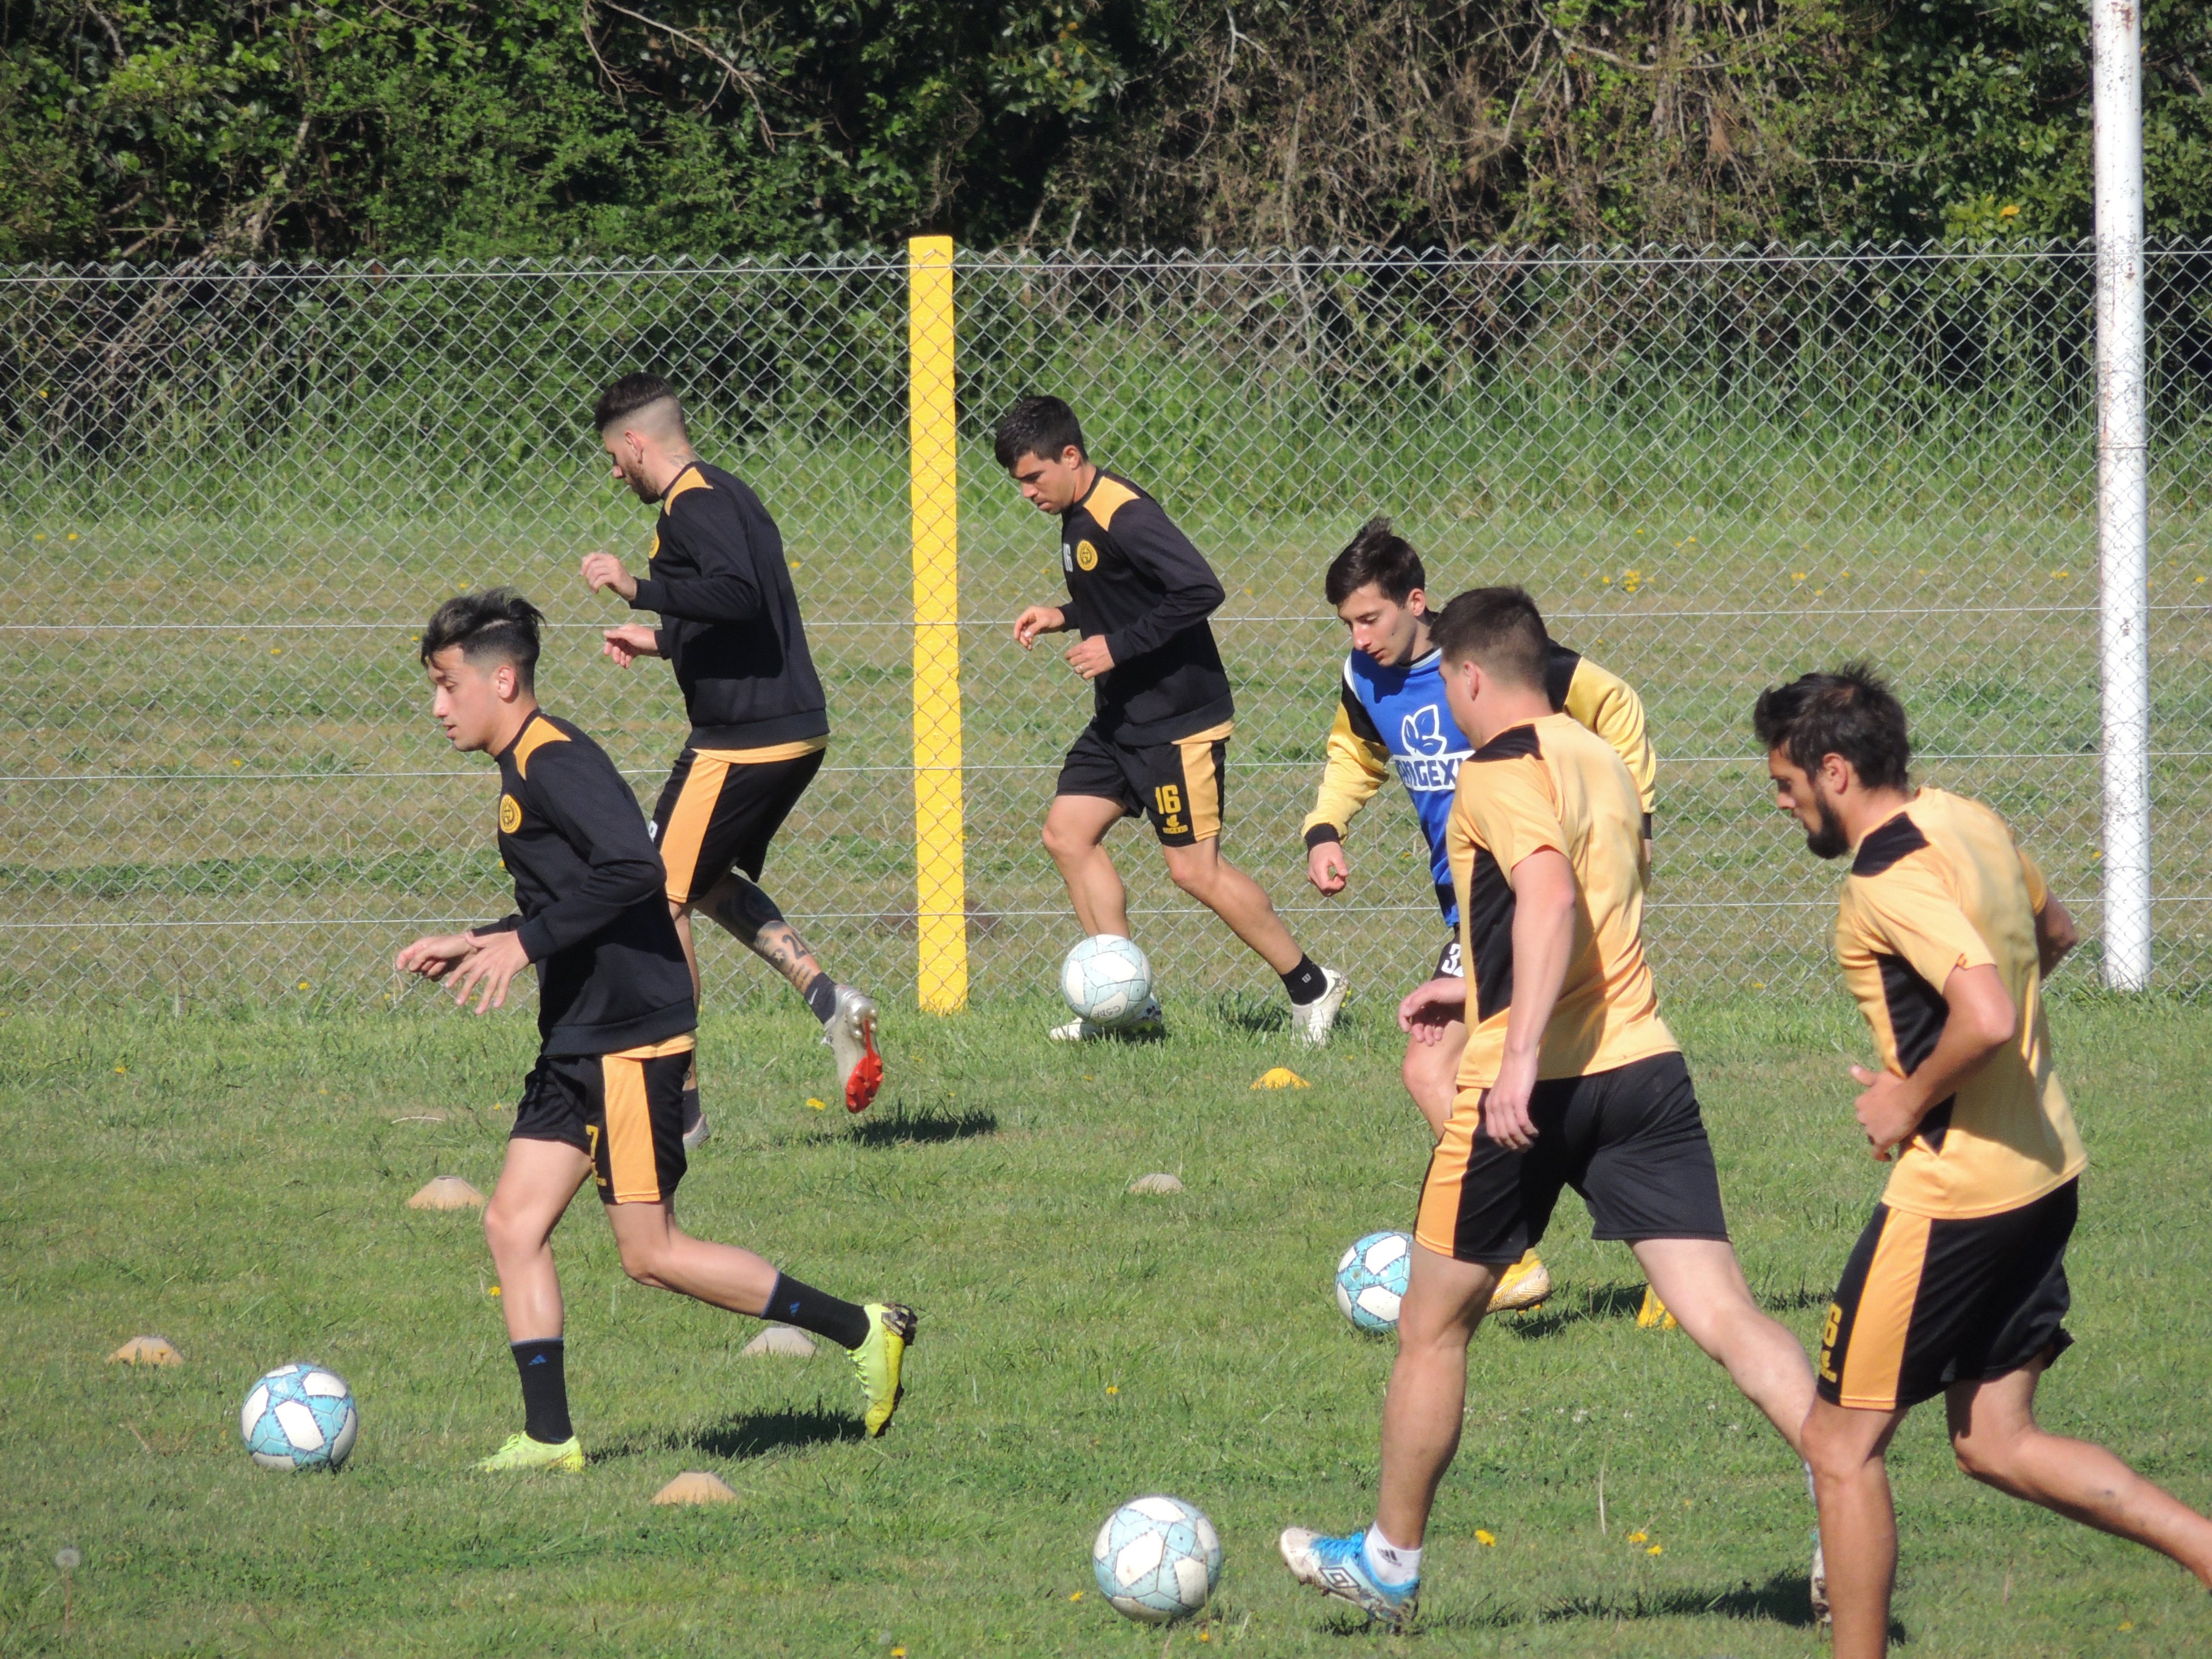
[
  {"x1": 1430, "y1": 585, "x2": 1548, "y2": 690},
  {"x1": 1752, "y1": 664, "x2": 1912, "y2": 791},
  {"x1": 1325, "y1": 517, "x2": 1426, "y2": 606},
  {"x1": 420, "y1": 588, "x2": 544, "y2": 689},
  {"x1": 594, "y1": 372, "x2": 686, "y2": 435},
  {"x1": 993, "y1": 395, "x2": 1086, "y2": 469}
]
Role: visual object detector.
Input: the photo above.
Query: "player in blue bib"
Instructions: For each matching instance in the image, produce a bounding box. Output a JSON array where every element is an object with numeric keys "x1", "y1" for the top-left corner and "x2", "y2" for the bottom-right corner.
[{"x1": 1300, "y1": 520, "x2": 1661, "y2": 1317}]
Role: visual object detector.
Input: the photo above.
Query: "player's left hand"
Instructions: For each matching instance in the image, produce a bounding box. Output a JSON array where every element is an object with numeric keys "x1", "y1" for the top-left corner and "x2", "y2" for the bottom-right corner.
[
  {"x1": 1398, "y1": 976, "x2": 1464, "y2": 1043},
  {"x1": 1849, "y1": 1062, "x2": 1919, "y2": 1161},
  {"x1": 581, "y1": 552, "x2": 638, "y2": 601},
  {"x1": 445, "y1": 928, "x2": 532, "y2": 1015},
  {"x1": 1064, "y1": 635, "x2": 1115, "y2": 680}
]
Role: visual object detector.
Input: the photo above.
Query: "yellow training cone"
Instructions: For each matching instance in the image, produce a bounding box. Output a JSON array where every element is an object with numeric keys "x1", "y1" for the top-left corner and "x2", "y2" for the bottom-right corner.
[
  {"x1": 1252, "y1": 1067, "x2": 1310, "y2": 1090},
  {"x1": 107, "y1": 1335, "x2": 181, "y2": 1366},
  {"x1": 652, "y1": 1471, "x2": 739, "y2": 1505},
  {"x1": 407, "y1": 1176, "x2": 486, "y2": 1211}
]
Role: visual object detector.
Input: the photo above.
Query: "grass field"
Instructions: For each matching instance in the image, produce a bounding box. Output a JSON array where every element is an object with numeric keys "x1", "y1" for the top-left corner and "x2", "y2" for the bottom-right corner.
[{"x1": 6, "y1": 988, "x2": 2212, "y2": 1656}]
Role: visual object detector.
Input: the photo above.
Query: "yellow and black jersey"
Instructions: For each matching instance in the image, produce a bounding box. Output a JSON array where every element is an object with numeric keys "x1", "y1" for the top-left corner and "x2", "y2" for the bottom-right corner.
[
  {"x1": 483, "y1": 711, "x2": 696, "y2": 1057},
  {"x1": 1302, "y1": 641, "x2": 1656, "y2": 926},
  {"x1": 626, "y1": 461, "x2": 830, "y2": 750},
  {"x1": 1835, "y1": 788, "x2": 2086, "y2": 1219},
  {"x1": 1446, "y1": 712, "x2": 1676, "y2": 1091},
  {"x1": 1058, "y1": 470, "x2": 1234, "y2": 745}
]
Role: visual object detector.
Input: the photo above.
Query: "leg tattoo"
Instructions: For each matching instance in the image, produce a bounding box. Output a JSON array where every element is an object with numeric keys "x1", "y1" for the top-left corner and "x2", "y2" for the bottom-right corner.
[{"x1": 706, "y1": 874, "x2": 826, "y2": 995}]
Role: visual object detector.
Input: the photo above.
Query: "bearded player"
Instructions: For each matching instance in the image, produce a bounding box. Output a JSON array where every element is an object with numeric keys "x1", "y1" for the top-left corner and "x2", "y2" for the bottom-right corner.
[
  {"x1": 581, "y1": 373, "x2": 881, "y2": 1139},
  {"x1": 1301, "y1": 519, "x2": 1663, "y2": 1320},
  {"x1": 395, "y1": 589, "x2": 914, "y2": 1472},
  {"x1": 1758, "y1": 666, "x2": 2212, "y2": 1657},
  {"x1": 1000, "y1": 394, "x2": 1346, "y2": 1042},
  {"x1": 1279, "y1": 588, "x2": 1818, "y2": 1628}
]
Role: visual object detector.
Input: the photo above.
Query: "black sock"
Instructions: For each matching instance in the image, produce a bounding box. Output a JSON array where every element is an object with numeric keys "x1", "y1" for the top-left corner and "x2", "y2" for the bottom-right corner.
[
  {"x1": 803, "y1": 973, "x2": 839, "y2": 1024},
  {"x1": 1281, "y1": 955, "x2": 1327, "y2": 1006},
  {"x1": 511, "y1": 1338, "x2": 572, "y2": 1444},
  {"x1": 765, "y1": 1272, "x2": 872, "y2": 1350}
]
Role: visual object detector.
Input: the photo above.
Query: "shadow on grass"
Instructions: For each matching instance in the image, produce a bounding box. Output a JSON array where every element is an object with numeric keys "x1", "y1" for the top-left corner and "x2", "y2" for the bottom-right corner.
[
  {"x1": 1211, "y1": 994, "x2": 1287, "y2": 1036},
  {"x1": 1332, "y1": 1572, "x2": 1870, "y2": 1636},
  {"x1": 840, "y1": 1102, "x2": 999, "y2": 1147},
  {"x1": 604, "y1": 1404, "x2": 866, "y2": 1463},
  {"x1": 1498, "y1": 1282, "x2": 1648, "y2": 1339}
]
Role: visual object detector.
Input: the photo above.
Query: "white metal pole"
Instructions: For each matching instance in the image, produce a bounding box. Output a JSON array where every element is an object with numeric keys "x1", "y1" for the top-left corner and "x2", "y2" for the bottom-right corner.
[{"x1": 2093, "y1": 0, "x2": 2150, "y2": 990}]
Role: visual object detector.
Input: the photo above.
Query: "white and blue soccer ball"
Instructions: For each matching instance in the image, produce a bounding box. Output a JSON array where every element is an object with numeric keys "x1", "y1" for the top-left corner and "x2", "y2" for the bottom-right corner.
[
  {"x1": 1061, "y1": 934, "x2": 1154, "y2": 1026},
  {"x1": 1335, "y1": 1230, "x2": 1413, "y2": 1333},
  {"x1": 1091, "y1": 1493, "x2": 1222, "y2": 1623},
  {"x1": 239, "y1": 1363, "x2": 359, "y2": 1471}
]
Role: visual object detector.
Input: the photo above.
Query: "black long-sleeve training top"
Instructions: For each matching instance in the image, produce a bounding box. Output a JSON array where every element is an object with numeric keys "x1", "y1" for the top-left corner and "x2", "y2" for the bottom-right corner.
[
  {"x1": 626, "y1": 460, "x2": 831, "y2": 750},
  {"x1": 1057, "y1": 470, "x2": 1234, "y2": 745},
  {"x1": 476, "y1": 710, "x2": 697, "y2": 1056}
]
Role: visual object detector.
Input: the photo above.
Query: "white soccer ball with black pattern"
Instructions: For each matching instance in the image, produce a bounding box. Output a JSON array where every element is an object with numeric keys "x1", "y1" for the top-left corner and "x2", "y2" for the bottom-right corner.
[
  {"x1": 1091, "y1": 1493, "x2": 1222, "y2": 1623},
  {"x1": 1335, "y1": 1230, "x2": 1413, "y2": 1332},
  {"x1": 239, "y1": 1362, "x2": 359, "y2": 1471},
  {"x1": 1061, "y1": 934, "x2": 1154, "y2": 1026}
]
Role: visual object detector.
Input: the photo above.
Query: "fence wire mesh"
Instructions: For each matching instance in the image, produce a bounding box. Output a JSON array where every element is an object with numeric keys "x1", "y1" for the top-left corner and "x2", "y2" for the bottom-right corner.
[{"x1": 4, "y1": 242, "x2": 2210, "y2": 1016}]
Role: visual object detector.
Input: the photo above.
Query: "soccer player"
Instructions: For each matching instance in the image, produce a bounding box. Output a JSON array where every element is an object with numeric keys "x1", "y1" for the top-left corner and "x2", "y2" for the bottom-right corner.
[
  {"x1": 1279, "y1": 588, "x2": 1818, "y2": 1628},
  {"x1": 998, "y1": 394, "x2": 1345, "y2": 1042},
  {"x1": 1302, "y1": 518, "x2": 1662, "y2": 1318},
  {"x1": 580, "y1": 373, "x2": 881, "y2": 1136},
  {"x1": 1756, "y1": 666, "x2": 2212, "y2": 1657},
  {"x1": 395, "y1": 590, "x2": 915, "y2": 1472}
]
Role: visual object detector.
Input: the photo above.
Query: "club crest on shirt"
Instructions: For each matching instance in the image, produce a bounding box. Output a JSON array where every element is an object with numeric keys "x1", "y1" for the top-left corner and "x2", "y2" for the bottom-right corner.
[
  {"x1": 1075, "y1": 539, "x2": 1099, "y2": 571},
  {"x1": 498, "y1": 794, "x2": 523, "y2": 833}
]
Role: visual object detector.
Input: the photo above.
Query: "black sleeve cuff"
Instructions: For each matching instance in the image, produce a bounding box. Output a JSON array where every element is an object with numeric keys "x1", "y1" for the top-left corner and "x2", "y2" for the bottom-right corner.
[
  {"x1": 629, "y1": 577, "x2": 666, "y2": 612},
  {"x1": 1305, "y1": 823, "x2": 1343, "y2": 850}
]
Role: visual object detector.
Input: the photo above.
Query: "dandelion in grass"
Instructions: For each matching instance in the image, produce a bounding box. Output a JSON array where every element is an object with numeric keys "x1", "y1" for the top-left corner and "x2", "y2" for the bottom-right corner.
[
  {"x1": 1069, "y1": 1591, "x2": 1084, "y2": 1601},
  {"x1": 488, "y1": 1285, "x2": 501, "y2": 1297},
  {"x1": 806, "y1": 1097, "x2": 828, "y2": 1110},
  {"x1": 1475, "y1": 1529, "x2": 1496, "y2": 1547},
  {"x1": 1626, "y1": 1530, "x2": 1647, "y2": 1544},
  {"x1": 113, "y1": 1065, "x2": 126, "y2": 1075},
  {"x1": 1646, "y1": 1544, "x2": 1662, "y2": 1556},
  {"x1": 1105, "y1": 1385, "x2": 1119, "y2": 1395},
  {"x1": 66, "y1": 532, "x2": 77, "y2": 542},
  {"x1": 297, "y1": 981, "x2": 310, "y2": 992}
]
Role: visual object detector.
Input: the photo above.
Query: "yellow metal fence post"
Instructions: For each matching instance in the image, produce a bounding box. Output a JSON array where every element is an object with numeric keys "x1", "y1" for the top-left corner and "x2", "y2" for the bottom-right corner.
[{"x1": 908, "y1": 235, "x2": 967, "y2": 1011}]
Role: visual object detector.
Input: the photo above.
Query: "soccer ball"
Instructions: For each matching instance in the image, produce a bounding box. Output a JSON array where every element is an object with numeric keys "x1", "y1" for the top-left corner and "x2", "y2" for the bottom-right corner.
[
  {"x1": 240, "y1": 1362, "x2": 359, "y2": 1471},
  {"x1": 1091, "y1": 1493, "x2": 1222, "y2": 1623},
  {"x1": 1060, "y1": 934, "x2": 1154, "y2": 1025},
  {"x1": 1335, "y1": 1230, "x2": 1413, "y2": 1332}
]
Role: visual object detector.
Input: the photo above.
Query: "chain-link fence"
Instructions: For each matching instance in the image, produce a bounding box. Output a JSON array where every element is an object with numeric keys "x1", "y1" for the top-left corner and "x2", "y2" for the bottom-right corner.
[{"x1": 5, "y1": 242, "x2": 2211, "y2": 1016}]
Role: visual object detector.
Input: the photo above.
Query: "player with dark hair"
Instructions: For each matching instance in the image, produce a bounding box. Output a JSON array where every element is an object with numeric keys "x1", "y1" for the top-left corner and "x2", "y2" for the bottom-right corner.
[
  {"x1": 579, "y1": 373, "x2": 881, "y2": 1135},
  {"x1": 1756, "y1": 664, "x2": 2212, "y2": 1657},
  {"x1": 396, "y1": 589, "x2": 915, "y2": 1473},
  {"x1": 1302, "y1": 517, "x2": 1664, "y2": 1319},
  {"x1": 997, "y1": 393, "x2": 1346, "y2": 1041},
  {"x1": 1279, "y1": 586, "x2": 1818, "y2": 1628}
]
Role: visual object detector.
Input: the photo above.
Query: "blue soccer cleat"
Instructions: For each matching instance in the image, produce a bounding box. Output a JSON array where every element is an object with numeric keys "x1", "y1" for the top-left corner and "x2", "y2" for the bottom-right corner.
[{"x1": 1278, "y1": 1527, "x2": 1418, "y2": 1628}]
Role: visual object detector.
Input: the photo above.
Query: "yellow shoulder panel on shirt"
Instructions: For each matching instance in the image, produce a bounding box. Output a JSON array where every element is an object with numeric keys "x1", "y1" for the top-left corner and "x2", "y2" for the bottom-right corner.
[
  {"x1": 660, "y1": 469, "x2": 713, "y2": 514},
  {"x1": 1085, "y1": 475, "x2": 1139, "y2": 529},
  {"x1": 512, "y1": 717, "x2": 570, "y2": 780}
]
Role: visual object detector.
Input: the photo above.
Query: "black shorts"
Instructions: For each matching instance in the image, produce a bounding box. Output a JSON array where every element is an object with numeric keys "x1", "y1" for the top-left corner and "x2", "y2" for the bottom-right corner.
[
  {"x1": 1816, "y1": 1178, "x2": 2076, "y2": 1411},
  {"x1": 1054, "y1": 720, "x2": 1231, "y2": 847},
  {"x1": 1414, "y1": 1050, "x2": 1728, "y2": 1264},
  {"x1": 649, "y1": 741, "x2": 825, "y2": 905},
  {"x1": 511, "y1": 1037, "x2": 695, "y2": 1205}
]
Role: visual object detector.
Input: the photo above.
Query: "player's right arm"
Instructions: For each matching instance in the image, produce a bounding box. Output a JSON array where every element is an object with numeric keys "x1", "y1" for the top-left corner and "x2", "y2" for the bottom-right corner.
[
  {"x1": 1301, "y1": 680, "x2": 1390, "y2": 894},
  {"x1": 1013, "y1": 604, "x2": 1071, "y2": 648},
  {"x1": 2017, "y1": 847, "x2": 2079, "y2": 975}
]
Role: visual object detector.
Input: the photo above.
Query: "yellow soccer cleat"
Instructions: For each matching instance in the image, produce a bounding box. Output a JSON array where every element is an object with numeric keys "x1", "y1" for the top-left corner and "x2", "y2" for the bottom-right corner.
[
  {"x1": 1489, "y1": 1250, "x2": 1553, "y2": 1313},
  {"x1": 1637, "y1": 1286, "x2": 1678, "y2": 1330},
  {"x1": 852, "y1": 1302, "x2": 918, "y2": 1437},
  {"x1": 474, "y1": 1431, "x2": 585, "y2": 1473}
]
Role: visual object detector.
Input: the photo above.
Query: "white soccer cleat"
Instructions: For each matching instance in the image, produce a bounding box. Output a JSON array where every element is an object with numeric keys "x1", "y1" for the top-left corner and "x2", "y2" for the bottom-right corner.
[
  {"x1": 1288, "y1": 967, "x2": 1348, "y2": 1046},
  {"x1": 1049, "y1": 996, "x2": 1164, "y2": 1042},
  {"x1": 680, "y1": 1087, "x2": 712, "y2": 1151},
  {"x1": 821, "y1": 983, "x2": 882, "y2": 1113}
]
